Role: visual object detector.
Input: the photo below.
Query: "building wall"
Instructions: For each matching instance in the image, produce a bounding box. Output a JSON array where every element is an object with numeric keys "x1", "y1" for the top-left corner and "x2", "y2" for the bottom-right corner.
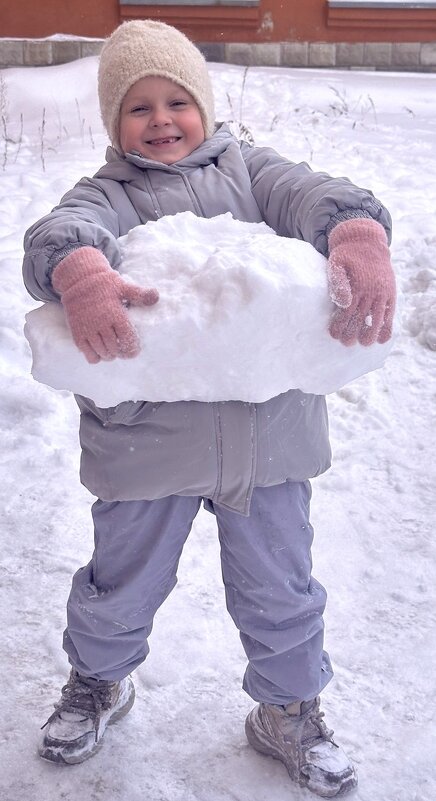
[
  {"x1": 1, "y1": 0, "x2": 436, "y2": 43},
  {"x1": 0, "y1": 0, "x2": 119, "y2": 38},
  {"x1": 0, "y1": 1, "x2": 435, "y2": 70}
]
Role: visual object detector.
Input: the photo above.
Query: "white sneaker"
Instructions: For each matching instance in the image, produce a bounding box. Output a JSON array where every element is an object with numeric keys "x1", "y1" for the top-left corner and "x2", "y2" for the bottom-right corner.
[
  {"x1": 39, "y1": 669, "x2": 135, "y2": 764},
  {"x1": 245, "y1": 697, "x2": 357, "y2": 798}
]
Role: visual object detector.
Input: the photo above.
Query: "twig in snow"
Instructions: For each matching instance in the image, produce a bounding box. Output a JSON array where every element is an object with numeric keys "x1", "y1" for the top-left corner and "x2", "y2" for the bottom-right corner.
[
  {"x1": 75, "y1": 97, "x2": 85, "y2": 142},
  {"x1": 88, "y1": 124, "x2": 95, "y2": 150},
  {"x1": 39, "y1": 107, "x2": 46, "y2": 171},
  {"x1": 13, "y1": 113, "x2": 23, "y2": 164},
  {"x1": 239, "y1": 66, "x2": 249, "y2": 124},
  {"x1": 1, "y1": 115, "x2": 8, "y2": 169}
]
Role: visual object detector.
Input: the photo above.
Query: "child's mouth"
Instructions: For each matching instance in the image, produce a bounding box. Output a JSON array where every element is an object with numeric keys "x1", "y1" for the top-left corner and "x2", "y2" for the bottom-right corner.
[{"x1": 147, "y1": 137, "x2": 180, "y2": 146}]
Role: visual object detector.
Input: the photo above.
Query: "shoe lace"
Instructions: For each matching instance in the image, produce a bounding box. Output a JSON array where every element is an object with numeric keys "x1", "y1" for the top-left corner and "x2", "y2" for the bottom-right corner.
[
  {"x1": 305, "y1": 704, "x2": 335, "y2": 747},
  {"x1": 302, "y1": 698, "x2": 336, "y2": 748},
  {"x1": 284, "y1": 698, "x2": 336, "y2": 750},
  {"x1": 41, "y1": 671, "x2": 115, "y2": 741}
]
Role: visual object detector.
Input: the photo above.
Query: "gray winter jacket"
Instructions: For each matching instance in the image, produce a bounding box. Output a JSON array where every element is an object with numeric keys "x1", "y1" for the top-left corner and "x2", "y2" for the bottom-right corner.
[{"x1": 23, "y1": 124, "x2": 392, "y2": 514}]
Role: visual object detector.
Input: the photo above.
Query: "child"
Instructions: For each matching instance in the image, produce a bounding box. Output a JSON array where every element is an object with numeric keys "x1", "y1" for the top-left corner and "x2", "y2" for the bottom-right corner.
[{"x1": 23, "y1": 20, "x2": 395, "y2": 797}]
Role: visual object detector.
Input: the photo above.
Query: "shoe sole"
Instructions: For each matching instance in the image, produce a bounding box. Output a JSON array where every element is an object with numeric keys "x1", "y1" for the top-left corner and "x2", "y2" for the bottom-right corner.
[
  {"x1": 245, "y1": 710, "x2": 358, "y2": 799},
  {"x1": 39, "y1": 678, "x2": 136, "y2": 765}
]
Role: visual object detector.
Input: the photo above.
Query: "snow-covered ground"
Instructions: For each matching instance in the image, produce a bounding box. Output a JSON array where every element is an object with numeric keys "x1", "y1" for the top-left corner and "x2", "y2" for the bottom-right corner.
[{"x1": 1, "y1": 57, "x2": 435, "y2": 801}]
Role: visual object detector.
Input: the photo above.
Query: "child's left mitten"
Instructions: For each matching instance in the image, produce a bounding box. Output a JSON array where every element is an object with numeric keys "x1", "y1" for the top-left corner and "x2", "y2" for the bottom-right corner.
[{"x1": 327, "y1": 218, "x2": 396, "y2": 346}]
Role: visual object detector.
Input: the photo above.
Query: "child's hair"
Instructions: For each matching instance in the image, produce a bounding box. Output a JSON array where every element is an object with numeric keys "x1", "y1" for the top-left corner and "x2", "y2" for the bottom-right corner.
[{"x1": 98, "y1": 19, "x2": 216, "y2": 152}]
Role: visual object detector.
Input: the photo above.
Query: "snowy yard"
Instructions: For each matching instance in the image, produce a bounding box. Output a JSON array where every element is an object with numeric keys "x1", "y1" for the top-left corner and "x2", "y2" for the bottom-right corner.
[{"x1": 1, "y1": 57, "x2": 435, "y2": 801}]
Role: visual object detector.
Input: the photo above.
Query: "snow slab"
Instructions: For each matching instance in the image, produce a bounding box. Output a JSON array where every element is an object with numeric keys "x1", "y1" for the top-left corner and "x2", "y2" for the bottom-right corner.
[{"x1": 24, "y1": 211, "x2": 394, "y2": 406}]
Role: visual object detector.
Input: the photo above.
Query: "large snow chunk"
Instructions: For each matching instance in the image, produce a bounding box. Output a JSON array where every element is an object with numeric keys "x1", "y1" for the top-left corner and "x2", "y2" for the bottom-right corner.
[{"x1": 24, "y1": 212, "x2": 393, "y2": 406}]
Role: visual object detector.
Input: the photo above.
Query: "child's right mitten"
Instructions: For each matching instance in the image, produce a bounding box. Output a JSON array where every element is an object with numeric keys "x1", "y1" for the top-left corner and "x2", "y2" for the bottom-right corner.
[{"x1": 52, "y1": 246, "x2": 159, "y2": 364}]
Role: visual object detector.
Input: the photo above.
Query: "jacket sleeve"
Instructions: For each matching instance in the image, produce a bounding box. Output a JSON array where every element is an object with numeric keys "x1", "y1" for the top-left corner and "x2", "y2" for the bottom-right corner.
[
  {"x1": 241, "y1": 143, "x2": 392, "y2": 256},
  {"x1": 22, "y1": 178, "x2": 123, "y2": 302}
]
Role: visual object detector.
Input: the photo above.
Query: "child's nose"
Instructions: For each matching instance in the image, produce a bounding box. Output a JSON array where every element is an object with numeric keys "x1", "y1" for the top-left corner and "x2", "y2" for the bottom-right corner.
[{"x1": 150, "y1": 107, "x2": 171, "y2": 126}]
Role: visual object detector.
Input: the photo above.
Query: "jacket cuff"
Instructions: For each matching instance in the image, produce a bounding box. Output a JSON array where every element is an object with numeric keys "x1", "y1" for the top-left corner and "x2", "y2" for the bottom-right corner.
[
  {"x1": 325, "y1": 209, "x2": 373, "y2": 241},
  {"x1": 46, "y1": 243, "x2": 87, "y2": 283}
]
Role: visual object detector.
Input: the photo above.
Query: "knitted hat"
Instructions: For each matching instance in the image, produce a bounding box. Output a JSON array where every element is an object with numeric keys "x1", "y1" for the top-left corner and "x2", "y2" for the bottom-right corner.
[{"x1": 98, "y1": 20, "x2": 216, "y2": 153}]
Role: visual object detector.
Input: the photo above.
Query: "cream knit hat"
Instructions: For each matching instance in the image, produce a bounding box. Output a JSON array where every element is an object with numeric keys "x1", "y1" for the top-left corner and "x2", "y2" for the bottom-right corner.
[{"x1": 98, "y1": 20, "x2": 216, "y2": 153}]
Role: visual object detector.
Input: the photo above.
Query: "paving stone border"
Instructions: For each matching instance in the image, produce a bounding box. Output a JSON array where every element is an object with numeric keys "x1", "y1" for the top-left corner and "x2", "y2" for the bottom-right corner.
[{"x1": 1, "y1": 38, "x2": 436, "y2": 71}]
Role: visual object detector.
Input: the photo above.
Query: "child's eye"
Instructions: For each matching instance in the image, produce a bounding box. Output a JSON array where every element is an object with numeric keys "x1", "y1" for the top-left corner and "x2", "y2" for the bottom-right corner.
[
  {"x1": 131, "y1": 105, "x2": 149, "y2": 114},
  {"x1": 171, "y1": 100, "x2": 187, "y2": 108}
]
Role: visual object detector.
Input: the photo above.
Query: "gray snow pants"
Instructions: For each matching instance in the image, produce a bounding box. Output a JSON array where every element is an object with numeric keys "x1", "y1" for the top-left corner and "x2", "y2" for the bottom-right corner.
[{"x1": 63, "y1": 480, "x2": 333, "y2": 705}]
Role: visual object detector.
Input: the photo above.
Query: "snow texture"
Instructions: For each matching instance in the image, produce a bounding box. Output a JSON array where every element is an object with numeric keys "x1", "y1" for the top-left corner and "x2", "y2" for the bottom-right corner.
[
  {"x1": 24, "y1": 211, "x2": 394, "y2": 405},
  {"x1": 0, "y1": 55, "x2": 435, "y2": 801}
]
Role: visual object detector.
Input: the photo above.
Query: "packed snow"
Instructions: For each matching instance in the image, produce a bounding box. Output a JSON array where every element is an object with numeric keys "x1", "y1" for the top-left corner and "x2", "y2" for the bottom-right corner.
[
  {"x1": 24, "y1": 211, "x2": 395, "y2": 405},
  {"x1": 0, "y1": 54, "x2": 435, "y2": 801}
]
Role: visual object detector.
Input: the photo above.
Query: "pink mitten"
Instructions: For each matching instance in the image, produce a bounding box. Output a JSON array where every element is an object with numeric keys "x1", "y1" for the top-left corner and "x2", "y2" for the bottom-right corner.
[
  {"x1": 52, "y1": 246, "x2": 159, "y2": 364},
  {"x1": 327, "y1": 218, "x2": 396, "y2": 346}
]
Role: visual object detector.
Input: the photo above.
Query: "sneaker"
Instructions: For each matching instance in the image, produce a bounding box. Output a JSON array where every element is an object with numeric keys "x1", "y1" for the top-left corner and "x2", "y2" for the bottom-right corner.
[
  {"x1": 245, "y1": 697, "x2": 357, "y2": 798},
  {"x1": 39, "y1": 669, "x2": 135, "y2": 764}
]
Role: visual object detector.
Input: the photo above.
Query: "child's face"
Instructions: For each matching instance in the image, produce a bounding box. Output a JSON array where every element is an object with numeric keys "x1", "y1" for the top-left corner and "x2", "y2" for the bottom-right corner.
[{"x1": 119, "y1": 76, "x2": 205, "y2": 164}]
